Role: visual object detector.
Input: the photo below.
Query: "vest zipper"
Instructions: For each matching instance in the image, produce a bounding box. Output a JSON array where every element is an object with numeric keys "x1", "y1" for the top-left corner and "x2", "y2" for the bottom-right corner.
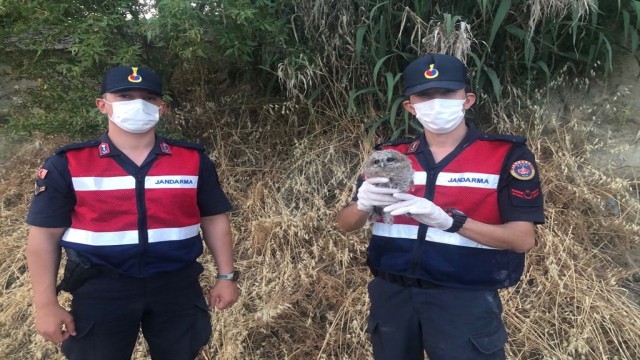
[
  {"x1": 136, "y1": 173, "x2": 149, "y2": 275},
  {"x1": 409, "y1": 169, "x2": 438, "y2": 276}
]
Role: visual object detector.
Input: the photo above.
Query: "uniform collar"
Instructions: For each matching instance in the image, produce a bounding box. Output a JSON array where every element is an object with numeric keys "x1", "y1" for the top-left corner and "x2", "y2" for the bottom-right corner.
[
  {"x1": 459, "y1": 123, "x2": 481, "y2": 148},
  {"x1": 408, "y1": 122, "x2": 480, "y2": 155},
  {"x1": 97, "y1": 132, "x2": 173, "y2": 157}
]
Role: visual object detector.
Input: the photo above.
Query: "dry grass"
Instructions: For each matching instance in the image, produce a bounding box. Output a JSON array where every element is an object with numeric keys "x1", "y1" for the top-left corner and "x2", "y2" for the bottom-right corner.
[
  {"x1": 401, "y1": 7, "x2": 475, "y2": 62},
  {"x1": 1, "y1": 70, "x2": 639, "y2": 360},
  {"x1": 528, "y1": 0, "x2": 596, "y2": 34}
]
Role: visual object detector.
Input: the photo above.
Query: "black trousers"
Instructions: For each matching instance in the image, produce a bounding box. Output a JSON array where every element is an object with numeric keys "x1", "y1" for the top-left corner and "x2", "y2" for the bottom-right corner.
[
  {"x1": 61, "y1": 262, "x2": 212, "y2": 360},
  {"x1": 367, "y1": 277, "x2": 508, "y2": 360}
]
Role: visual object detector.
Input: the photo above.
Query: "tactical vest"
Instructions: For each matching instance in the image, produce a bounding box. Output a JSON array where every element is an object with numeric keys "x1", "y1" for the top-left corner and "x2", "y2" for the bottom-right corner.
[
  {"x1": 367, "y1": 137, "x2": 526, "y2": 290},
  {"x1": 61, "y1": 142, "x2": 203, "y2": 277}
]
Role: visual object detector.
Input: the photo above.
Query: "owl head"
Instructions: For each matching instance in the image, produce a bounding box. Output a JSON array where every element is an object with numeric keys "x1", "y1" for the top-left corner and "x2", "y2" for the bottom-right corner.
[{"x1": 363, "y1": 149, "x2": 411, "y2": 174}]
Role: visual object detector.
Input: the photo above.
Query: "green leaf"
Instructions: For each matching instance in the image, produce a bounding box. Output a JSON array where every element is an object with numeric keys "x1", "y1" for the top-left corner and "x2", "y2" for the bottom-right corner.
[
  {"x1": 504, "y1": 24, "x2": 527, "y2": 40},
  {"x1": 372, "y1": 54, "x2": 395, "y2": 87},
  {"x1": 443, "y1": 14, "x2": 462, "y2": 35},
  {"x1": 384, "y1": 71, "x2": 402, "y2": 110},
  {"x1": 348, "y1": 87, "x2": 379, "y2": 114},
  {"x1": 488, "y1": 0, "x2": 511, "y2": 48},
  {"x1": 571, "y1": 5, "x2": 580, "y2": 46},
  {"x1": 598, "y1": 32, "x2": 613, "y2": 72},
  {"x1": 468, "y1": 52, "x2": 483, "y2": 88},
  {"x1": 631, "y1": 26, "x2": 639, "y2": 54},
  {"x1": 623, "y1": 10, "x2": 630, "y2": 42},
  {"x1": 388, "y1": 96, "x2": 405, "y2": 130},
  {"x1": 483, "y1": 66, "x2": 501, "y2": 100},
  {"x1": 355, "y1": 25, "x2": 367, "y2": 60},
  {"x1": 535, "y1": 60, "x2": 550, "y2": 83},
  {"x1": 477, "y1": 0, "x2": 489, "y2": 18},
  {"x1": 632, "y1": 1, "x2": 640, "y2": 28},
  {"x1": 524, "y1": 36, "x2": 534, "y2": 68}
]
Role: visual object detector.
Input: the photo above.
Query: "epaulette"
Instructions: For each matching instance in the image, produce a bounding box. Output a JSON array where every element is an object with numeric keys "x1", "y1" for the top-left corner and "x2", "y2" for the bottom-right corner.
[
  {"x1": 478, "y1": 133, "x2": 526, "y2": 144},
  {"x1": 54, "y1": 140, "x2": 101, "y2": 155},
  {"x1": 162, "y1": 137, "x2": 206, "y2": 152},
  {"x1": 373, "y1": 137, "x2": 416, "y2": 150}
]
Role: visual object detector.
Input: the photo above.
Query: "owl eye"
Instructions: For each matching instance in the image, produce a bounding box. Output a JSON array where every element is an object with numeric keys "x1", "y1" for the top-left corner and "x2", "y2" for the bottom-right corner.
[
  {"x1": 385, "y1": 157, "x2": 396, "y2": 163},
  {"x1": 373, "y1": 159, "x2": 380, "y2": 165}
]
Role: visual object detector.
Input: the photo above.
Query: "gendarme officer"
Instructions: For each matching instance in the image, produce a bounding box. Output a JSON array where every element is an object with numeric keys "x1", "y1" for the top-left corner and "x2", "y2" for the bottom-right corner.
[
  {"x1": 26, "y1": 66, "x2": 239, "y2": 360},
  {"x1": 337, "y1": 54, "x2": 544, "y2": 359}
]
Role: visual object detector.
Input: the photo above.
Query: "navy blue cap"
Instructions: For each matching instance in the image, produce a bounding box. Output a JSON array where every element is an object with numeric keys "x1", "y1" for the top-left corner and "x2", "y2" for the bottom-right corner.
[
  {"x1": 403, "y1": 54, "x2": 468, "y2": 96},
  {"x1": 101, "y1": 66, "x2": 163, "y2": 95}
]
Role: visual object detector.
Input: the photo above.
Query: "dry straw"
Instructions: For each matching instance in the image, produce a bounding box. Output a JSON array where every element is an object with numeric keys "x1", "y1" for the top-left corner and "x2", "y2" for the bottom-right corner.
[{"x1": 528, "y1": 0, "x2": 595, "y2": 35}]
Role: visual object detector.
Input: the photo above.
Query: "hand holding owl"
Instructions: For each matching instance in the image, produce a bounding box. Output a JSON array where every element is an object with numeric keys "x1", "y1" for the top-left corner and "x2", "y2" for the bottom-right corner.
[
  {"x1": 356, "y1": 177, "x2": 400, "y2": 212},
  {"x1": 384, "y1": 193, "x2": 453, "y2": 230}
]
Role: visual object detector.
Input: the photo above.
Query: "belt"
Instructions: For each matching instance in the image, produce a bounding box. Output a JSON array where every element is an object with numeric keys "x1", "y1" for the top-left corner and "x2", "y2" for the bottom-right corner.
[
  {"x1": 370, "y1": 268, "x2": 440, "y2": 289},
  {"x1": 99, "y1": 261, "x2": 203, "y2": 279}
]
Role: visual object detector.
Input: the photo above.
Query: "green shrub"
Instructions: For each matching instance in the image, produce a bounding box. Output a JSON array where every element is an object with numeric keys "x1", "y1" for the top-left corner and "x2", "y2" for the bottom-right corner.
[{"x1": 1, "y1": 0, "x2": 639, "y2": 139}]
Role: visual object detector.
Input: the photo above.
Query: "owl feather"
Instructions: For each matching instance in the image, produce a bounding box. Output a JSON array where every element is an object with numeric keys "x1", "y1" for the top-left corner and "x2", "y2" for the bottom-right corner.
[{"x1": 362, "y1": 149, "x2": 414, "y2": 224}]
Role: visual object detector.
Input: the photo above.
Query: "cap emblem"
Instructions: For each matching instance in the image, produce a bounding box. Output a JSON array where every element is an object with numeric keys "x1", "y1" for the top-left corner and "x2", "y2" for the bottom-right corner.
[
  {"x1": 424, "y1": 64, "x2": 439, "y2": 79},
  {"x1": 128, "y1": 67, "x2": 142, "y2": 83}
]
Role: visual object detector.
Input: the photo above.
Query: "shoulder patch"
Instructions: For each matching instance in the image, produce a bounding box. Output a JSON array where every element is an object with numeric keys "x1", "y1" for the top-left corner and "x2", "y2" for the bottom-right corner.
[
  {"x1": 510, "y1": 160, "x2": 536, "y2": 180},
  {"x1": 36, "y1": 168, "x2": 48, "y2": 179},
  {"x1": 33, "y1": 183, "x2": 47, "y2": 195},
  {"x1": 54, "y1": 140, "x2": 101, "y2": 155},
  {"x1": 479, "y1": 133, "x2": 526, "y2": 144},
  {"x1": 509, "y1": 181, "x2": 543, "y2": 207},
  {"x1": 162, "y1": 137, "x2": 205, "y2": 152}
]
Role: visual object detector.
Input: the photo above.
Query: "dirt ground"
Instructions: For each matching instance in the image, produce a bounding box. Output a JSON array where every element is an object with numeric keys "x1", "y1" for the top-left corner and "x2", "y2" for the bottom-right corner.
[
  {"x1": 587, "y1": 53, "x2": 640, "y2": 180},
  {"x1": 0, "y1": 64, "x2": 36, "y2": 166},
  {"x1": 580, "y1": 52, "x2": 640, "y2": 301}
]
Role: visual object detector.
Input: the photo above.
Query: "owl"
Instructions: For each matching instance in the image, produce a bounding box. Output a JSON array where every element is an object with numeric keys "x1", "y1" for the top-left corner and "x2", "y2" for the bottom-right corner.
[{"x1": 362, "y1": 149, "x2": 414, "y2": 224}]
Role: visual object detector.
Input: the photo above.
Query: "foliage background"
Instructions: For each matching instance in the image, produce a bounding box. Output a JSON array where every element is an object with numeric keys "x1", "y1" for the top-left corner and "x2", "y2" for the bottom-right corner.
[{"x1": 1, "y1": 0, "x2": 639, "y2": 359}]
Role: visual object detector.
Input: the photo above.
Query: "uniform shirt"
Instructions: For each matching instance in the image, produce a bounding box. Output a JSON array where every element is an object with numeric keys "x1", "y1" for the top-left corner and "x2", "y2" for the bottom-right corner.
[{"x1": 27, "y1": 133, "x2": 232, "y2": 276}]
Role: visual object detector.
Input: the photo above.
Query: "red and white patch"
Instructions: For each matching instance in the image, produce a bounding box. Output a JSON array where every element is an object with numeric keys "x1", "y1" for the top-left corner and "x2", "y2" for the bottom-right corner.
[
  {"x1": 160, "y1": 142, "x2": 172, "y2": 154},
  {"x1": 37, "y1": 168, "x2": 48, "y2": 179},
  {"x1": 99, "y1": 142, "x2": 111, "y2": 156},
  {"x1": 407, "y1": 140, "x2": 420, "y2": 154}
]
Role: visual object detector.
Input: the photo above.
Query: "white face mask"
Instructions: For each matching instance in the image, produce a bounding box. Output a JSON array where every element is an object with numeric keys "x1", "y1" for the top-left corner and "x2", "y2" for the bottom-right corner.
[
  {"x1": 106, "y1": 99, "x2": 160, "y2": 133},
  {"x1": 412, "y1": 99, "x2": 465, "y2": 134}
]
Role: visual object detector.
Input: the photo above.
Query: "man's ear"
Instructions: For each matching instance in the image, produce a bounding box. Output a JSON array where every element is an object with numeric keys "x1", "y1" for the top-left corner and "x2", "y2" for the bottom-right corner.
[
  {"x1": 158, "y1": 102, "x2": 168, "y2": 116},
  {"x1": 463, "y1": 93, "x2": 476, "y2": 109},
  {"x1": 402, "y1": 100, "x2": 415, "y2": 115},
  {"x1": 96, "y1": 98, "x2": 109, "y2": 115}
]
